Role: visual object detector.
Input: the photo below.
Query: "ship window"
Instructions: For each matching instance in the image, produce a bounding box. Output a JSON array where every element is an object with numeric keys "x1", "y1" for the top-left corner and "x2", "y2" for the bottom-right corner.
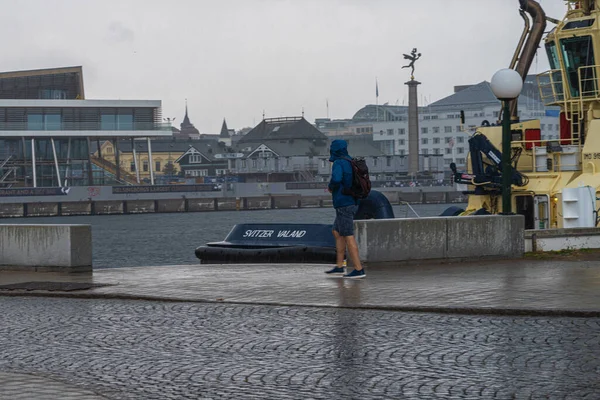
[
  {"x1": 560, "y1": 36, "x2": 596, "y2": 97},
  {"x1": 545, "y1": 41, "x2": 559, "y2": 70},
  {"x1": 563, "y1": 19, "x2": 594, "y2": 30}
]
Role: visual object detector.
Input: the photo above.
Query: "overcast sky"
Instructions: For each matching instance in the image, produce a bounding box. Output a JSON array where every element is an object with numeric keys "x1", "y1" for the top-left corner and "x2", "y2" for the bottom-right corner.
[{"x1": 0, "y1": 0, "x2": 567, "y2": 133}]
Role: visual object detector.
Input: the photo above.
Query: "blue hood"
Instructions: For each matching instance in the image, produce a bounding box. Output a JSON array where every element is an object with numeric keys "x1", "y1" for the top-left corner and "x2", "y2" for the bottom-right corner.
[{"x1": 329, "y1": 139, "x2": 349, "y2": 162}]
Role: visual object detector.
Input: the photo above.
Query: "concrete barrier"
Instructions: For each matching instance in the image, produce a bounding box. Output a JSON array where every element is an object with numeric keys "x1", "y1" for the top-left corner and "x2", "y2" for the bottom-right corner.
[
  {"x1": 26, "y1": 203, "x2": 59, "y2": 217},
  {"x1": 156, "y1": 199, "x2": 185, "y2": 213},
  {"x1": 0, "y1": 204, "x2": 24, "y2": 218},
  {"x1": 0, "y1": 224, "x2": 92, "y2": 272},
  {"x1": 217, "y1": 198, "x2": 238, "y2": 211},
  {"x1": 525, "y1": 228, "x2": 600, "y2": 252},
  {"x1": 127, "y1": 200, "x2": 156, "y2": 214},
  {"x1": 94, "y1": 201, "x2": 124, "y2": 215},
  {"x1": 188, "y1": 199, "x2": 215, "y2": 212},
  {"x1": 355, "y1": 215, "x2": 524, "y2": 264},
  {"x1": 273, "y1": 196, "x2": 300, "y2": 209},
  {"x1": 61, "y1": 202, "x2": 92, "y2": 216},
  {"x1": 247, "y1": 197, "x2": 271, "y2": 210}
]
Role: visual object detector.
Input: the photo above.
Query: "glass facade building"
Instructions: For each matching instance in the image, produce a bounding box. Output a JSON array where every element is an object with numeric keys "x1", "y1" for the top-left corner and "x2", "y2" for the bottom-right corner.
[{"x1": 0, "y1": 67, "x2": 168, "y2": 188}]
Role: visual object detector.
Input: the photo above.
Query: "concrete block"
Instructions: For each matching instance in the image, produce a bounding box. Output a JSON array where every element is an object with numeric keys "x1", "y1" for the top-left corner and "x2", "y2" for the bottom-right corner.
[
  {"x1": 355, "y1": 215, "x2": 524, "y2": 264},
  {"x1": 217, "y1": 198, "x2": 237, "y2": 211},
  {"x1": 397, "y1": 192, "x2": 421, "y2": 204},
  {"x1": 446, "y1": 215, "x2": 524, "y2": 258},
  {"x1": 27, "y1": 203, "x2": 59, "y2": 217},
  {"x1": 61, "y1": 202, "x2": 92, "y2": 216},
  {"x1": 525, "y1": 227, "x2": 600, "y2": 252},
  {"x1": 300, "y1": 197, "x2": 322, "y2": 208},
  {"x1": 0, "y1": 224, "x2": 92, "y2": 272},
  {"x1": 188, "y1": 200, "x2": 215, "y2": 212},
  {"x1": 273, "y1": 196, "x2": 300, "y2": 209},
  {"x1": 247, "y1": 197, "x2": 271, "y2": 210},
  {"x1": 355, "y1": 218, "x2": 447, "y2": 263},
  {"x1": 127, "y1": 200, "x2": 156, "y2": 214},
  {"x1": 94, "y1": 201, "x2": 124, "y2": 215},
  {"x1": 155, "y1": 199, "x2": 185, "y2": 213},
  {"x1": 0, "y1": 204, "x2": 24, "y2": 218}
]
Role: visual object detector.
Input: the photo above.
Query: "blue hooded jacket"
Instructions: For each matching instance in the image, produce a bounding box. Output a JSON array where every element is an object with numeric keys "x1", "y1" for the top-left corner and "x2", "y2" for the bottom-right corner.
[{"x1": 328, "y1": 139, "x2": 357, "y2": 208}]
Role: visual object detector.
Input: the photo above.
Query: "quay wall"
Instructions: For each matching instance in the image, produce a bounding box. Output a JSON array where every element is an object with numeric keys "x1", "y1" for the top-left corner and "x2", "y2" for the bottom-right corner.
[
  {"x1": 0, "y1": 224, "x2": 92, "y2": 272},
  {"x1": 0, "y1": 184, "x2": 466, "y2": 218},
  {"x1": 525, "y1": 228, "x2": 600, "y2": 252},
  {"x1": 355, "y1": 215, "x2": 525, "y2": 264}
]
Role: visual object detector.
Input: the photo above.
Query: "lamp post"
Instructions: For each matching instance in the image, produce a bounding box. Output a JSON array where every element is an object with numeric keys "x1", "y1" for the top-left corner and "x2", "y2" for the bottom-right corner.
[{"x1": 490, "y1": 69, "x2": 523, "y2": 214}]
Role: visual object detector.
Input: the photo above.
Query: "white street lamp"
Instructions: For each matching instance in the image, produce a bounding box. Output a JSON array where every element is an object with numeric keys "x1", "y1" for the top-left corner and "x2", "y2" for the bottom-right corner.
[{"x1": 490, "y1": 68, "x2": 523, "y2": 214}]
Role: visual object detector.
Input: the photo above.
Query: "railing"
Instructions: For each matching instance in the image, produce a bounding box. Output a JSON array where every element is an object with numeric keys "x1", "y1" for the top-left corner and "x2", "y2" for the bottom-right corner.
[
  {"x1": 0, "y1": 122, "x2": 171, "y2": 132},
  {"x1": 90, "y1": 155, "x2": 139, "y2": 185},
  {"x1": 538, "y1": 69, "x2": 565, "y2": 105},
  {"x1": 510, "y1": 139, "x2": 581, "y2": 173}
]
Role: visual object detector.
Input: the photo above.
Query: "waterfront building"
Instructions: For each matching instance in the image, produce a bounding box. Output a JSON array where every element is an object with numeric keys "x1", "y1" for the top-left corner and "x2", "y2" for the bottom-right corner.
[
  {"x1": 317, "y1": 77, "x2": 559, "y2": 175},
  {"x1": 0, "y1": 66, "x2": 168, "y2": 188},
  {"x1": 229, "y1": 116, "x2": 442, "y2": 183}
]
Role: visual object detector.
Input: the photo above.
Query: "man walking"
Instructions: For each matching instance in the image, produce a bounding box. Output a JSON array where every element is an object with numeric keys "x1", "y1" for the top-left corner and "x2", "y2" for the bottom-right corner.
[{"x1": 325, "y1": 139, "x2": 366, "y2": 279}]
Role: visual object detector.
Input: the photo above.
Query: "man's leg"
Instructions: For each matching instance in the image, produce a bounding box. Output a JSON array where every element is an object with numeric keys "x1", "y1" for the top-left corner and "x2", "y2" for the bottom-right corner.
[
  {"x1": 333, "y1": 229, "x2": 346, "y2": 268},
  {"x1": 344, "y1": 235, "x2": 362, "y2": 271}
]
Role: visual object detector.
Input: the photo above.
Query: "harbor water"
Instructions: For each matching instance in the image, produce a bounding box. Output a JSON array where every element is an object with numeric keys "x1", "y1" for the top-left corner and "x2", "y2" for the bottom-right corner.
[{"x1": 0, "y1": 203, "x2": 464, "y2": 268}]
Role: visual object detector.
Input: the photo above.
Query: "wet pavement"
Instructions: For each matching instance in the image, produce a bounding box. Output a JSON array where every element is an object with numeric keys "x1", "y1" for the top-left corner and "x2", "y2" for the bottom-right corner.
[
  {"x1": 1, "y1": 258, "x2": 600, "y2": 398},
  {"x1": 0, "y1": 297, "x2": 599, "y2": 399},
  {"x1": 1, "y1": 258, "x2": 600, "y2": 315}
]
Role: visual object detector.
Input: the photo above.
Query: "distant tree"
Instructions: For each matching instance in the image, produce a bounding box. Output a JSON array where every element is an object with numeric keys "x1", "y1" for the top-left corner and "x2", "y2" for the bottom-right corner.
[{"x1": 163, "y1": 162, "x2": 178, "y2": 176}]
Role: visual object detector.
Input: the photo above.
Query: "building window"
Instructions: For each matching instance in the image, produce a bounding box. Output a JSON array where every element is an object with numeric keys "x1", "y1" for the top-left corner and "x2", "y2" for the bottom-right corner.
[
  {"x1": 286, "y1": 157, "x2": 290, "y2": 167},
  {"x1": 398, "y1": 139, "x2": 405, "y2": 145},
  {"x1": 493, "y1": 111, "x2": 499, "y2": 118},
  {"x1": 106, "y1": 147, "x2": 113, "y2": 154},
  {"x1": 399, "y1": 149, "x2": 405, "y2": 155},
  {"x1": 421, "y1": 138, "x2": 428, "y2": 145},
  {"x1": 456, "y1": 126, "x2": 461, "y2": 132},
  {"x1": 188, "y1": 169, "x2": 208, "y2": 177},
  {"x1": 242, "y1": 160, "x2": 247, "y2": 168},
  {"x1": 433, "y1": 138, "x2": 440, "y2": 144},
  {"x1": 433, "y1": 127, "x2": 440, "y2": 133},
  {"x1": 445, "y1": 137, "x2": 452, "y2": 143},
  {"x1": 189, "y1": 154, "x2": 202, "y2": 163},
  {"x1": 457, "y1": 136, "x2": 465, "y2": 143},
  {"x1": 422, "y1": 149, "x2": 428, "y2": 155},
  {"x1": 155, "y1": 161, "x2": 161, "y2": 172},
  {"x1": 444, "y1": 126, "x2": 452, "y2": 133},
  {"x1": 541, "y1": 124, "x2": 546, "y2": 130},
  {"x1": 434, "y1": 148, "x2": 440, "y2": 155},
  {"x1": 387, "y1": 129, "x2": 394, "y2": 136},
  {"x1": 399, "y1": 128, "x2": 405, "y2": 135},
  {"x1": 252, "y1": 159, "x2": 257, "y2": 168},
  {"x1": 444, "y1": 159, "x2": 452, "y2": 165},
  {"x1": 555, "y1": 124, "x2": 559, "y2": 131},
  {"x1": 421, "y1": 127, "x2": 428, "y2": 134},
  {"x1": 373, "y1": 157, "x2": 378, "y2": 166},
  {"x1": 457, "y1": 158, "x2": 466, "y2": 164},
  {"x1": 27, "y1": 114, "x2": 43, "y2": 130},
  {"x1": 216, "y1": 169, "x2": 227, "y2": 175},
  {"x1": 100, "y1": 113, "x2": 134, "y2": 130},
  {"x1": 143, "y1": 160, "x2": 149, "y2": 172},
  {"x1": 386, "y1": 157, "x2": 391, "y2": 167},
  {"x1": 445, "y1": 148, "x2": 452, "y2": 154},
  {"x1": 130, "y1": 162, "x2": 136, "y2": 172},
  {"x1": 457, "y1": 147, "x2": 464, "y2": 154},
  {"x1": 321, "y1": 160, "x2": 326, "y2": 168}
]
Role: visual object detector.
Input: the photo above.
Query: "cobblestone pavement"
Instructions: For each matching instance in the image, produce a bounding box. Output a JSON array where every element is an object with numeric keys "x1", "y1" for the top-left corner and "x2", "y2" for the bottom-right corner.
[
  {"x1": 2, "y1": 259, "x2": 600, "y2": 315},
  {"x1": 0, "y1": 297, "x2": 599, "y2": 399},
  {"x1": 0, "y1": 372, "x2": 107, "y2": 399}
]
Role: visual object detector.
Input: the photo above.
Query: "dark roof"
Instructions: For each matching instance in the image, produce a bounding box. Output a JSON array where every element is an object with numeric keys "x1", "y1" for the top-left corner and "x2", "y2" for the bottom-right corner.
[
  {"x1": 220, "y1": 119, "x2": 230, "y2": 138},
  {"x1": 115, "y1": 139, "x2": 224, "y2": 160},
  {"x1": 238, "y1": 117, "x2": 327, "y2": 144},
  {"x1": 243, "y1": 140, "x2": 328, "y2": 157},
  {"x1": 428, "y1": 81, "x2": 544, "y2": 110},
  {"x1": 352, "y1": 105, "x2": 409, "y2": 121}
]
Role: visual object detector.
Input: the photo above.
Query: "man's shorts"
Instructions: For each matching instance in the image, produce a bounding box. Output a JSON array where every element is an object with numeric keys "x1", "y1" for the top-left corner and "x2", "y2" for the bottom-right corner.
[{"x1": 333, "y1": 205, "x2": 358, "y2": 237}]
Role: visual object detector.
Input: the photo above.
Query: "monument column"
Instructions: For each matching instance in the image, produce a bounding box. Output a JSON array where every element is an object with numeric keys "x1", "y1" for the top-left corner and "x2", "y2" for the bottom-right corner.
[{"x1": 405, "y1": 79, "x2": 421, "y2": 176}]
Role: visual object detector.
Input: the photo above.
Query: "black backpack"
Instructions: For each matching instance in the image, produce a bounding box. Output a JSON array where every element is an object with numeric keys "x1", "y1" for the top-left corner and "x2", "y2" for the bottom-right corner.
[{"x1": 341, "y1": 157, "x2": 371, "y2": 199}]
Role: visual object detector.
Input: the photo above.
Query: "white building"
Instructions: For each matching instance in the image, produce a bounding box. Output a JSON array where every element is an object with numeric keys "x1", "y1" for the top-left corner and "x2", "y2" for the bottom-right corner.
[{"x1": 370, "y1": 80, "x2": 559, "y2": 170}]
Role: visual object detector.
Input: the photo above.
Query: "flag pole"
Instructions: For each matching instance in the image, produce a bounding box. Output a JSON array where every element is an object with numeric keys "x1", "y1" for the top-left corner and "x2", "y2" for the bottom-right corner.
[{"x1": 376, "y1": 78, "x2": 379, "y2": 122}]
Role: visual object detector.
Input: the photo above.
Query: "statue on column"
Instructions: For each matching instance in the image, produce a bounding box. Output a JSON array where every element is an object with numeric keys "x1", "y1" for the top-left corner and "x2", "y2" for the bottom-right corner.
[{"x1": 402, "y1": 48, "x2": 422, "y2": 80}]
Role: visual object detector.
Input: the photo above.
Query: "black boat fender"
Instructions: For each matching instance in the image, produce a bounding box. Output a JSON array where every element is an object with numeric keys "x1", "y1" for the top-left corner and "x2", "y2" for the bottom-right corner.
[{"x1": 355, "y1": 190, "x2": 395, "y2": 220}]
